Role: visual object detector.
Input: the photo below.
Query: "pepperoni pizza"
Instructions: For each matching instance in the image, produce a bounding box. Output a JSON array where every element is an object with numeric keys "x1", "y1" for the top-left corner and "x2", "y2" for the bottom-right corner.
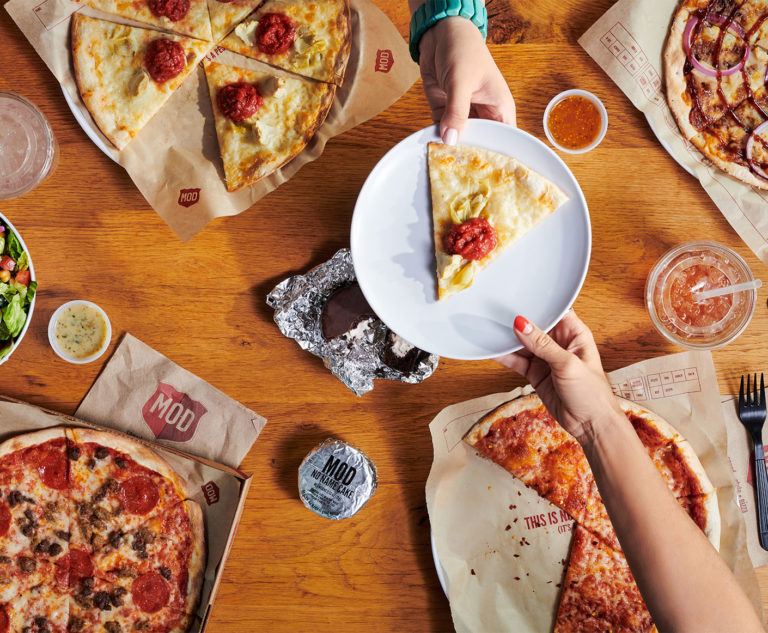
[
  {"x1": 0, "y1": 427, "x2": 205, "y2": 633},
  {"x1": 665, "y1": 0, "x2": 768, "y2": 189},
  {"x1": 465, "y1": 394, "x2": 719, "y2": 632}
]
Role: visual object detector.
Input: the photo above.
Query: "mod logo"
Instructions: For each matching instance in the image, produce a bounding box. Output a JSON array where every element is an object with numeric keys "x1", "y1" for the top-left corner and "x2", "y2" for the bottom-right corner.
[
  {"x1": 375, "y1": 49, "x2": 394, "y2": 73},
  {"x1": 201, "y1": 481, "x2": 220, "y2": 505},
  {"x1": 142, "y1": 383, "x2": 207, "y2": 442},
  {"x1": 178, "y1": 188, "x2": 201, "y2": 207}
]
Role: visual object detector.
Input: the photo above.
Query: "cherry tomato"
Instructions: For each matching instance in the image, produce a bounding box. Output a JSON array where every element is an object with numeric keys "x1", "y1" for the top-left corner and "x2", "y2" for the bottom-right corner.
[{"x1": 15, "y1": 270, "x2": 30, "y2": 286}]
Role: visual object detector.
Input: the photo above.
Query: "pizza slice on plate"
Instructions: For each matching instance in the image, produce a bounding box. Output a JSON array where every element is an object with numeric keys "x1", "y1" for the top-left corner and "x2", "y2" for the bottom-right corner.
[
  {"x1": 219, "y1": 0, "x2": 351, "y2": 85},
  {"x1": 75, "y1": 0, "x2": 213, "y2": 41},
  {"x1": 72, "y1": 14, "x2": 212, "y2": 150},
  {"x1": 204, "y1": 60, "x2": 335, "y2": 191},
  {"x1": 554, "y1": 525, "x2": 654, "y2": 633},
  {"x1": 427, "y1": 142, "x2": 568, "y2": 300},
  {"x1": 207, "y1": 0, "x2": 264, "y2": 42}
]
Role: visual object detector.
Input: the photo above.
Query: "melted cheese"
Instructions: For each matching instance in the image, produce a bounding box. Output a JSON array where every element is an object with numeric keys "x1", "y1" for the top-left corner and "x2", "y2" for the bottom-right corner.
[
  {"x1": 204, "y1": 61, "x2": 334, "y2": 191},
  {"x1": 428, "y1": 143, "x2": 569, "y2": 299},
  {"x1": 72, "y1": 14, "x2": 212, "y2": 150}
]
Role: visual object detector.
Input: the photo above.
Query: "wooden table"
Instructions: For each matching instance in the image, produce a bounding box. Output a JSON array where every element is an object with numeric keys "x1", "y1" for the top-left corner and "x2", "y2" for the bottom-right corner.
[{"x1": 2, "y1": 0, "x2": 768, "y2": 629}]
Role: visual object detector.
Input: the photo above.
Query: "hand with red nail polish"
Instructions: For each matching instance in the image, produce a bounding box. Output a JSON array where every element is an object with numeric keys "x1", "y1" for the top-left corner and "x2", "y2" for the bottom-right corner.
[{"x1": 497, "y1": 311, "x2": 623, "y2": 445}]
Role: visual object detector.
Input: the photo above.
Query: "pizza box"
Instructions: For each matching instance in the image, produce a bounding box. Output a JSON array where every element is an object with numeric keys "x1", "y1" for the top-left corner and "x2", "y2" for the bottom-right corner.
[{"x1": 0, "y1": 393, "x2": 251, "y2": 632}]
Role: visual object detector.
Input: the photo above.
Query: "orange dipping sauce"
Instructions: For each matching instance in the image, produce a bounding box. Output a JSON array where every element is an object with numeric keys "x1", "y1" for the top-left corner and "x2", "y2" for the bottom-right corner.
[{"x1": 547, "y1": 95, "x2": 602, "y2": 150}]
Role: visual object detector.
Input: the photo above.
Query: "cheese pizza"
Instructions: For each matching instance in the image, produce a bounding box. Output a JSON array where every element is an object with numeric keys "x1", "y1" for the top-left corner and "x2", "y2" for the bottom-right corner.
[
  {"x1": 207, "y1": 0, "x2": 263, "y2": 42},
  {"x1": 204, "y1": 60, "x2": 335, "y2": 191},
  {"x1": 0, "y1": 427, "x2": 205, "y2": 632},
  {"x1": 665, "y1": 0, "x2": 768, "y2": 189},
  {"x1": 219, "y1": 0, "x2": 351, "y2": 85},
  {"x1": 427, "y1": 143, "x2": 569, "y2": 300},
  {"x1": 465, "y1": 393, "x2": 719, "y2": 632},
  {"x1": 72, "y1": 14, "x2": 212, "y2": 150},
  {"x1": 76, "y1": 0, "x2": 213, "y2": 41}
]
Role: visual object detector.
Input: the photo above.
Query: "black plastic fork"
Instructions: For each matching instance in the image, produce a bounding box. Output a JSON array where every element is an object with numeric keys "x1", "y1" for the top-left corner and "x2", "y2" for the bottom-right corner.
[{"x1": 738, "y1": 373, "x2": 768, "y2": 551}]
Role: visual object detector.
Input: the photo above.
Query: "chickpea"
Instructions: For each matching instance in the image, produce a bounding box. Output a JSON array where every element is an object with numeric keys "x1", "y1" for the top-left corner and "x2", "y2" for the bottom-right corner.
[{"x1": 0, "y1": 271, "x2": 10, "y2": 283}]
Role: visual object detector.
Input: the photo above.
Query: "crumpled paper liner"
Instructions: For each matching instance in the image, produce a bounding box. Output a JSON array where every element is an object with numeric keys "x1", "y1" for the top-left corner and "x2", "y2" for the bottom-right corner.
[
  {"x1": 5, "y1": 0, "x2": 419, "y2": 239},
  {"x1": 579, "y1": 0, "x2": 768, "y2": 263},
  {"x1": 426, "y1": 350, "x2": 761, "y2": 632}
]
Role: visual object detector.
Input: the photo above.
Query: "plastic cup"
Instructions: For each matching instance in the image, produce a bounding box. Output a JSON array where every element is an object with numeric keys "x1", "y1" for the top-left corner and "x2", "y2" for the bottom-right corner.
[
  {"x1": 0, "y1": 93, "x2": 58, "y2": 200},
  {"x1": 645, "y1": 241, "x2": 757, "y2": 350}
]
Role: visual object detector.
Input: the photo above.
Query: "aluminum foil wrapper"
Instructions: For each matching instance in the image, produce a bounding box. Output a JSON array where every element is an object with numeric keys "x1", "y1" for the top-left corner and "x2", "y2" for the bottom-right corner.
[
  {"x1": 266, "y1": 249, "x2": 439, "y2": 395},
  {"x1": 298, "y1": 438, "x2": 377, "y2": 520}
]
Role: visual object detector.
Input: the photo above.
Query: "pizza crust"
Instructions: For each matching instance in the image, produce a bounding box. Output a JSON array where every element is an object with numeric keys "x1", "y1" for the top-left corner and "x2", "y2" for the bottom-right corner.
[
  {"x1": 66, "y1": 426, "x2": 187, "y2": 496},
  {"x1": 182, "y1": 499, "x2": 207, "y2": 620},
  {"x1": 0, "y1": 426, "x2": 66, "y2": 460},
  {"x1": 464, "y1": 393, "x2": 545, "y2": 447}
]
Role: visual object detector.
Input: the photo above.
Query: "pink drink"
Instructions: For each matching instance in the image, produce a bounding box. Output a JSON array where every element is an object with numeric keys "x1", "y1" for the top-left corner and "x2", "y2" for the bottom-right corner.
[{"x1": 0, "y1": 93, "x2": 57, "y2": 200}]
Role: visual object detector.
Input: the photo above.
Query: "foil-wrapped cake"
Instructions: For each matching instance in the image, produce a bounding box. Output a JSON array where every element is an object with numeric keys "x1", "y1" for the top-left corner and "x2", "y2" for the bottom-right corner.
[{"x1": 266, "y1": 249, "x2": 438, "y2": 395}]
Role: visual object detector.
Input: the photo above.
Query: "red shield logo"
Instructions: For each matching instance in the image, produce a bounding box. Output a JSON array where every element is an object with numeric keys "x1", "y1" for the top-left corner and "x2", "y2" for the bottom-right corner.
[
  {"x1": 375, "y1": 49, "x2": 394, "y2": 73},
  {"x1": 201, "y1": 481, "x2": 220, "y2": 505},
  {"x1": 178, "y1": 188, "x2": 200, "y2": 208},
  {"x1": 141, "y1": 383, "x2": 207, "y2": 442}
]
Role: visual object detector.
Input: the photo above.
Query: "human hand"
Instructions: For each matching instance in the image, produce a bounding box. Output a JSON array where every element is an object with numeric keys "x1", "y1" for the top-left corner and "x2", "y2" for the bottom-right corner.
[
  {"x1": 496, "y1": 311, "x2": 623, "y2": 444},
  {"x1": 418, "y1": 17, "x2": 516, "y2": 145}
]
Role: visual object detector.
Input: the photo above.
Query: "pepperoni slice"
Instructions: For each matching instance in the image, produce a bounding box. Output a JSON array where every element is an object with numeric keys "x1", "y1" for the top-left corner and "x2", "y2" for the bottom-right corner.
[
  {"x1": 147, "y1": 0, "x2": 189, "y2": 21},
  {"x1": 55, "y1": 548, "x2": 94, "y2": 588},
  {"x1": 0, "y1": 502, "x2": 9, "y2": 538},
  {"x1": 145, "y1": 39, "x2": 186, "y2": 83},
  {"x1": 120, "y1": 476, "x2": 160, "y2": 515},
  {"x1": 217, "y1": 83, "x2": 263, "y2": 123},
  {"x1": 27, "y1": 444, "x2": 68, "y2": 490},
  {"x1": 132, "y1": 572, "x2": 170, "y2": 613},
  {"x1": 255, "y1": 12, "x2": 296, "y2": 55},
  {"x1": 0, "y1": 605, "x2": 8, "y2": 633}
]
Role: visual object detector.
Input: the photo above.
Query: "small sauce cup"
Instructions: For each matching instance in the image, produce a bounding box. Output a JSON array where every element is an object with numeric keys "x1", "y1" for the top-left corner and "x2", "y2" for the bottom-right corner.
[
  {"x1": 543, "y1": 89, "x2": 608, "y2": 155},
  {"x1": 645, "y1": 241, "x2": 757, "y2": 350},
  {"x1": 48, "y1": 300, "x2": 112, "y2": 364}
]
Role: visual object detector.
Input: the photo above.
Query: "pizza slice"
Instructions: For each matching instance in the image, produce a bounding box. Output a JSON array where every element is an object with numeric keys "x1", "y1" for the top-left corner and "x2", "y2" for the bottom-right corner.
[
  {"x1": 464, "y1": 395, "x2": 595, "y2": 528},
  {"x1": 72, "y1": 14, "x2": 212, "y2": 150},
  {"x1": 204, "y1": 60, "x2": 335, "y2": 191},
  {"x1": 554, "y1": 525, "x2": 654, "y2": 633},
  {"x1": 75, "y1": 0, "x2": 213, "y2": 41},
  {"x1": 219, "y1": 0, "x2": 351, "y2": 85},
  {"x1": 207, "y1": 0, "x2": 264, "y2": 42},
  {"x1": 428, "y1": 142, "x2": 568, "y2": 300},
  {"x1": 4, "y1": 586, "x2": 69, "y2": 633}
]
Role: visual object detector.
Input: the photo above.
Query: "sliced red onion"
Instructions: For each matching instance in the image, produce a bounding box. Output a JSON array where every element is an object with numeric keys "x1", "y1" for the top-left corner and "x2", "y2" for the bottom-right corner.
[
  {"x1": 746, "y1": 120, "x2": 768, "y2": 180},
  {"x1": 684, "y1": 14, "x2": 749, "y2": 78}
]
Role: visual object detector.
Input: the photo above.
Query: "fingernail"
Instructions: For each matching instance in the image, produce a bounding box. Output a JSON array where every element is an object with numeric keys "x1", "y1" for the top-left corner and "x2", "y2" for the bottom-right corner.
[
  {"x1": 442, "y1": 128, "x2": 458, "y2": 146},
  {"x1": 514, "y1": 315, "x2": 533, "y2": 334}
]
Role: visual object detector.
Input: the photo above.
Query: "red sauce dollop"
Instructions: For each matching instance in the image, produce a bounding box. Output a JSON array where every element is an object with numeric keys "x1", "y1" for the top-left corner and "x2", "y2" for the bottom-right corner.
[
  {"x1": 443, "y1": 217, "x2": 497, "y2": 261},
  {"x1": 255, "y1": 12, "x2": 296, "y2": 55},
  {"x1": 217, "y1": 83, "x2": 263, "y2": 122},
  {"x1": 147, "y1": 0, "x2": 190, "y2": 22},
  {"x1": 145, "y1": 39, "x2": 186, "y2": 83}
]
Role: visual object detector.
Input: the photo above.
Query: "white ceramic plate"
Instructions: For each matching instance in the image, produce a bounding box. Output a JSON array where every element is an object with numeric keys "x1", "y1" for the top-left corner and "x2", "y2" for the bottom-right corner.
[
  {"x1": 62, "y1": 88, "x2": 118, "y2": 162},
  {"x1": 350, "y1": 120, "x2": 591, "y2": 360}
]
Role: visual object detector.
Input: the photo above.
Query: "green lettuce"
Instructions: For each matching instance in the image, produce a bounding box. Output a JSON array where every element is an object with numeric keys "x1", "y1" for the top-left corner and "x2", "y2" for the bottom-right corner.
[
  {"x1": 0, "y1": 340, "x2": 13, "y2": 360},
  {"x1": 3, "y1": 295, "x2": 26, "y2": 338},
  {"x1": 4, "y1": 231, "x2": 22, "y2": 261},
  {"x1": 16, "y1": 251, "x2": 28, "y2": 272}
]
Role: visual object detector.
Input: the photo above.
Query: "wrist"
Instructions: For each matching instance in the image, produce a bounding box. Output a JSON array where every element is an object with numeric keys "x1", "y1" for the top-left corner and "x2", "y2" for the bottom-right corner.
[
  {"x1": 409, "y1": 0, "x2": 488, "y2": 63},
  {"x1": 576, "y1": 407, "x2": 629, "y2": 453}
]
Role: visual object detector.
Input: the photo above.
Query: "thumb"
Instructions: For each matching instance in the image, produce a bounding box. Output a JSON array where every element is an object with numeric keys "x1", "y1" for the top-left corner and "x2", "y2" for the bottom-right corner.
[
  {"x1": 513, "y1": 315, "x2": 571, "y2": 368},
  {"x1": 439, "y1": 82, "x2": 472, "y2": 145}
]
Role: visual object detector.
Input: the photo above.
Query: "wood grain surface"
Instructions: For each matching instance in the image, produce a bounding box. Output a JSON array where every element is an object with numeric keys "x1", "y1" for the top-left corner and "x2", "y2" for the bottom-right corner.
[{"x1": 2, "y1": 0, "x2": 768, "y2": 629}]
